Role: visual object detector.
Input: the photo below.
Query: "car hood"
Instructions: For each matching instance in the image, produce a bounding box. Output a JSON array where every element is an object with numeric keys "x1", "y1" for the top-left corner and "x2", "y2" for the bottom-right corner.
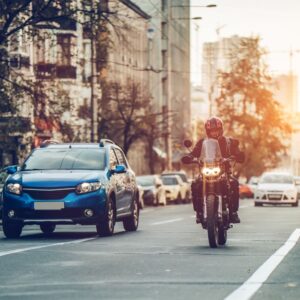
[
  {"x1": 257, "y1": 183, "x2": 296, "y2": 191},
  {"x1": 9, "y1": 170, "x2": 107, "y2": 188}
]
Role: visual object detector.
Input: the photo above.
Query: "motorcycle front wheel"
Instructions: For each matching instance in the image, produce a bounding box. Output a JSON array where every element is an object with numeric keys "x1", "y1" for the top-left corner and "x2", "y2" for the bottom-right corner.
[{"x1": 206, "y1": 194, "x2": 218, "y2": 248}]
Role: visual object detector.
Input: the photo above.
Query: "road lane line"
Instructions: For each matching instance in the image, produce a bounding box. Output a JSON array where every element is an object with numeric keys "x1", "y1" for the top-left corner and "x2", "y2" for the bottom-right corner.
[
  {"x1": 151, "y1": 218, "x2": 183, "y2": 226},
  {"x1": 0, "y1": 237, "x2": 97, "y2": 258},
  {"x1": 224, "y1": 228, "x2": 300, "y2": 300}
]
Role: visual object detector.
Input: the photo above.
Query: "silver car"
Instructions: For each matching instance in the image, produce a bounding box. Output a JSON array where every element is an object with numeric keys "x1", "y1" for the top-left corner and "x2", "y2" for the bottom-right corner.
[{"x1": 136, "y1": 175, "x2": 166, "y2": 206}]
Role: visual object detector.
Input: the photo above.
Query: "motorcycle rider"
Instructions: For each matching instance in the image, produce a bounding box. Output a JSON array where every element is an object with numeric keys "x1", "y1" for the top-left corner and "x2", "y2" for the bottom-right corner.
[{"x1": 187, "y1": 117, "x2": 245, "y2": 224}]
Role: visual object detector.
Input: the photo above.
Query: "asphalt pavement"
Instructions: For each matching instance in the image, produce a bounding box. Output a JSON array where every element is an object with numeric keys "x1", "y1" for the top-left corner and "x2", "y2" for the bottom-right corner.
[{"x1": 0, "y1": 200, "x2": 300, "y2": 300}]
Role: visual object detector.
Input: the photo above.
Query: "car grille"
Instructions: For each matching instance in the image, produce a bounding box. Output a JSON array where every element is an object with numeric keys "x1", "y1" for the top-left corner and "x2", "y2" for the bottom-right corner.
[
  {"x1": 23, "y1": 188, "x2": 75, "y2": 200},
  {"x1": 267, "y1": 193, "x2": 283, "y2": 200}
]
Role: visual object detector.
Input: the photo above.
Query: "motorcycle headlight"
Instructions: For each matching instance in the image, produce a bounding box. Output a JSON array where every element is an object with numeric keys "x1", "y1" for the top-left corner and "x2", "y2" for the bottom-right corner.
[
  {"x1": 76, "y1": 182, "x2": 102, "y2": 194},
  {"x1": 6, "y1": 183, "x2": 22, "y2": 195},
  {"x1": 202, "y1": 167, "x2": 221, "y2": 177}
]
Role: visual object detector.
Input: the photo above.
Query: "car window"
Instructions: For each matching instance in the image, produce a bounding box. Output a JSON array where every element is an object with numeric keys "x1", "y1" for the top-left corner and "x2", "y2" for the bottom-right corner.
[
  {"x1": 109, "y1": 149, "x2": 118, "y2": 169},
  {"x1": 114, "y1": 148, "x2": 128, "y2": 167},
  {"x1": 22, "y1": 149, "x2": 106, "y2": 170},
  {"x1": 260, "y1": 174, "x2": 294, "y2": 184},
  {"x1": 137, "y1": 176, "x2": 155, "y2": 186},
  {"x1": 162, "y1": 177, "x2": 178, "y2": 185},
  {"x1": 163, "y1": 173, "x2": 187, "y2": 182}
]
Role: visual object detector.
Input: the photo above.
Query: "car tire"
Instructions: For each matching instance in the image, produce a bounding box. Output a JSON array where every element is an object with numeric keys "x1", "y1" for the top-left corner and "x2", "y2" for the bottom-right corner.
[
  {"x1": 123, "y1": 195, "x2": 139, "y2": 232},
  {"x1": 292, "y1": 201, "x2": 299, "y2": 207},
  {"x1": 176, "y1": 193, "x2": 182, "y2": 204},
  {"x1": 254, "y1": 202, "x2": 262, "y2": 207},
  {"x1": 2, "y1": 220, "x2": 23, "y2": 238},
  {"x1": 40, "y1": 223, "x2": 56, "y2": 235},
  {"x1": 96, "y1": 197, "x2": 115, "y2": 237}
]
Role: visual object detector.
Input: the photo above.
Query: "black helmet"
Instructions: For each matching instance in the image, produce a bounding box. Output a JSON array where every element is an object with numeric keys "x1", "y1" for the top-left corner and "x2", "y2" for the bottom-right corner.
[{"x1": 204, "y1": 116, "x2": 224, "y2": 139}]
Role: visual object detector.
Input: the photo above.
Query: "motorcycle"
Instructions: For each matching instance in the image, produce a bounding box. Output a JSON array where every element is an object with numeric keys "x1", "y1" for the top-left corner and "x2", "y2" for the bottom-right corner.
[{"x1": 182, "y1": 138, "x2": 237, "y2": 248}]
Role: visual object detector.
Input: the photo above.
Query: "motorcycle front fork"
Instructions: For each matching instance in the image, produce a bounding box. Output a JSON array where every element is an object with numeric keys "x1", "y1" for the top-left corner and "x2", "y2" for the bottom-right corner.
[{"x1": 203, "y1": 195, "x2": 230, "y2": 227}]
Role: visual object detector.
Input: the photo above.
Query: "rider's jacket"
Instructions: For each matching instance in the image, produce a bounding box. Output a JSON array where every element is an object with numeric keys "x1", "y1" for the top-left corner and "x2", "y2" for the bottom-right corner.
[{"x1": 190, "y1": 136, "x2": 245, "y2": 163}]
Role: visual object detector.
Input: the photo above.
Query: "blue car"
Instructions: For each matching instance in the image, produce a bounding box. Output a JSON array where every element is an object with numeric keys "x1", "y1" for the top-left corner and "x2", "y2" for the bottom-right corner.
[{"x1": 2, "y1": 139, "x2": 140, "y2": 238}]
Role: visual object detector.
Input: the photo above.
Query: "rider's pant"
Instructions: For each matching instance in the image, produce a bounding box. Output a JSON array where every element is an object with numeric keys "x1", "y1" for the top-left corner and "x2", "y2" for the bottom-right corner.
[{"x1": 191, "y1": 177, "x2": 239, "y2": 214}]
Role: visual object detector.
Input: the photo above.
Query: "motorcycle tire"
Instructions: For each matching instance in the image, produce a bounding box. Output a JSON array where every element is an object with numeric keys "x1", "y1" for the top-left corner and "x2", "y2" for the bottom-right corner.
[
  {"x1": 218, "y1": 225, "x2": 227, "y2": 245},
  {"x1": 206, "y1": 194, "x2": 218, "y2": 248}
]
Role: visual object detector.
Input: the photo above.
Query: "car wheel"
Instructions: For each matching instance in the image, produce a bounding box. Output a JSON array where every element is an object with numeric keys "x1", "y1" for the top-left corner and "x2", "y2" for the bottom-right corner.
[
  {"x1": 2, "y1": 220, "x2": 23, "y2": 238},
  {"x1": 40, "y1": 223, "x2": 56, "y2": 235},
  {"x1": 123, "y1": 195, "x2": 139, "y2": 232},
  {"x1": 96, "y1": 197, "x2": 115, "y2": 237},
  {"x1": 254, "y1": 202, "x2": 262, "y2": 207},
  {"x1": 292, "y1": 201, "x2": 299, "y2": 207},
  {"x1": 176, "y1": 193, "x2": 182, "y2": 204}
]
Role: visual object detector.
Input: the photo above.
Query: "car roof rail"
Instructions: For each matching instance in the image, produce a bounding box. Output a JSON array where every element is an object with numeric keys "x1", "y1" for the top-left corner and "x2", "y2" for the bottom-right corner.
[
  {"x1": 99, "y1": 139, "x2": 115, "y2": 147},
  {"x1": 40, "y1": 139, "x2": 61, "y2": 148}
]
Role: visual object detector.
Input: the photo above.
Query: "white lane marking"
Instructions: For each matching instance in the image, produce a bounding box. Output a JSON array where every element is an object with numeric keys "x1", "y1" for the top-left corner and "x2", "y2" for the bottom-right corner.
[
  {"x1": 240, "y1": 203, "x2": 253, "y2": 208},
  {"x1": 0, "y1": 237, "x2": 96, "y2": 258},
  {"x1": 141, "y1": 209, "x2": 154, "y2": 214},
  {"x1": 225, "y1": 228, "x2": 300, "y2": 300},
  {"x1": 151, "y1": 218, "x2": 183, "y2": 226}
]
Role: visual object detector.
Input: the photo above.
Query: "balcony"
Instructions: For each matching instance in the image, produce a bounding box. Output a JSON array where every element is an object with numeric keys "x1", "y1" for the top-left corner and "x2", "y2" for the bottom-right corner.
[
  {"x1": 34, "y1": 64, "x2": 76, "y2": 79},
  {"x1": 56, "y1": 65, "x2": 76, "y2": 79}
]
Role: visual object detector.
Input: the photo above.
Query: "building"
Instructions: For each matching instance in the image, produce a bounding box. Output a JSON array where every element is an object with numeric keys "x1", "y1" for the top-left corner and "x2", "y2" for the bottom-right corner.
[
  {"x1": 202, "y1": 35, "x2": 255, "y2": 115},
  {"x1": 0, "y1": 0, "x2": 151, "y2": 172}
]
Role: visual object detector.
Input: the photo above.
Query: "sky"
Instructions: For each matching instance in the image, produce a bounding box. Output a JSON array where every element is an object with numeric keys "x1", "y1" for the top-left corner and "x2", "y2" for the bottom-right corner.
[{"x1": 190, "y1": 0, "x2": 300, "y2": 108}]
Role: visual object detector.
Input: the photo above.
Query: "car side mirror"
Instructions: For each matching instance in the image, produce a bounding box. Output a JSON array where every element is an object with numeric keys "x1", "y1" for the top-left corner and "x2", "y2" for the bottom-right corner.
[
  {"x1": 112, "y1": 164, "x2": 126, "y2": 174},
  {"x1": 5, "y1": 165, "x2": 19, "y2": 175},
  {"x1": 156, "y1": 183, "x2": 162, "y2": 188}
]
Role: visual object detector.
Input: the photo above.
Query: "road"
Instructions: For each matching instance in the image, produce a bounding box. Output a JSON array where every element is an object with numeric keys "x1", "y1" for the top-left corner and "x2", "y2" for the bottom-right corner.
[{"x1": 0, "y1": 200, "x2": 300, "y2": 300}]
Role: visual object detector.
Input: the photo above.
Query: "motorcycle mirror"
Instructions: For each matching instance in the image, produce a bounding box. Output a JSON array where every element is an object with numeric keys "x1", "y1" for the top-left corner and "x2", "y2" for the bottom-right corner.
[{"x1": 183, "y1": 139, "x2": 193, "y2": 148}]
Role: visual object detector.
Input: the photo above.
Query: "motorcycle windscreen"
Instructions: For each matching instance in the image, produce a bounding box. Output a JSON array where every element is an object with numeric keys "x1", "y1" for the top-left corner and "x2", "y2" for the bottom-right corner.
[{"x1": 199, "y1": 138, "x2": 222, "y2": 163}]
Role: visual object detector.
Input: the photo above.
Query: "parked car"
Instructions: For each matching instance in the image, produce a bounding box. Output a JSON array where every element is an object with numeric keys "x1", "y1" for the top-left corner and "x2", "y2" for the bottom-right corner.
[
  {"x1": 136, "y1": 185, "x2": 145, "y2": 209},
  {"x1": 247, "y1": 176, "x2": 259, "y2": 196},
  {"x1": 161, "y1": 175, "x2": 186, "y2": 204},
  {"x1": 254, "y1": 172, "x2": 298, "y2": 207},
  {"x1": 161, "y1": 170, "x2": 191, "y2": 202},
  {"x1": 239, "y1": 183, "x2": 254, "y2": 199},
  {"x1": 0, "y1": 169, "x2": 8, "y2": 219},
  {"x1": 136, "y1": 175, "x2": 166, "y2": 206},
  {"x1": 1, "y1": 139, "x2": 140, "y2": 238},
  {"x1": 294, "y1": 176, "x2": 300, "y2": 200}
]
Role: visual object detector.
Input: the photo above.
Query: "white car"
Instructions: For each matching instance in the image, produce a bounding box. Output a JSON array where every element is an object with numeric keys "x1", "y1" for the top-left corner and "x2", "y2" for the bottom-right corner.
[
  {"x1": 161, "y1": 175, "x2": 186, "y2": 204},
  {"x1": 254, "y1": 172, "x2": 298, "y2": 207},
  {"x1": 161, "y1": 170, "x2": 191, "y2": 202}
]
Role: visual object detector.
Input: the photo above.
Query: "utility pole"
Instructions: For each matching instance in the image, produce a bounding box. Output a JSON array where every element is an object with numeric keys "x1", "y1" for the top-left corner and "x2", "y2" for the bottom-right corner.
[
  {"x1": 166, "y1": 0, "x2": 173, "y2": 170},
  {"x1": 90, "y1": 2, "x2": 98, "y2": 143}
]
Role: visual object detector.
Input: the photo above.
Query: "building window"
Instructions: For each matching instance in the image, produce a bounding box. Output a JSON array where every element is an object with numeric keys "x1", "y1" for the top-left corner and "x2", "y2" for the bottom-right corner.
[{"x1": 57, "y1": 34, "x2": 72, "y2": 66}]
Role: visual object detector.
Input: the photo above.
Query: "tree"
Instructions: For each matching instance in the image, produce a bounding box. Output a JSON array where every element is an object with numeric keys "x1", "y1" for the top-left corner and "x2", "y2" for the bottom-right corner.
[
  {"x1": 216, "y1": 37, "x2": 292, "y2": 179},
  {"x1": 99, "y1": 79, "x2": 169, "y2": 172}
]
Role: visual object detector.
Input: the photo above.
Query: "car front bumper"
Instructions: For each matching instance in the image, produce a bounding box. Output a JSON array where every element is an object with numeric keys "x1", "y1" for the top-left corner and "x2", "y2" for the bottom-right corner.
[{"x1": 2, "y1": 188, "x2": 107, "y2": 225}]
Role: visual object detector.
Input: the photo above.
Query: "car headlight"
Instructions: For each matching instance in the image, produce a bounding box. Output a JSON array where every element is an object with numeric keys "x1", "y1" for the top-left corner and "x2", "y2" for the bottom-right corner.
[
  {"x1": 76, "y1": 182, "x2": 102, "y2": 194},
  {"x1": 6, "y1": 183, "x2": 22, "y2": 195},
  {"x1": 202, "y1": 167, "x2": 221, "y2": 177}
]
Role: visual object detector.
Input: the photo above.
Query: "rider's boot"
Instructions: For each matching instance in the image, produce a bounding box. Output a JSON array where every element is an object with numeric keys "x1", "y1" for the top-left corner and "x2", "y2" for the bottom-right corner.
[
  {"x1": 196, "y1": 211, "x2": 203, "y2": 224},
  {"x1": 230, "y1": 211, "x2": 240, "y2": 223}
]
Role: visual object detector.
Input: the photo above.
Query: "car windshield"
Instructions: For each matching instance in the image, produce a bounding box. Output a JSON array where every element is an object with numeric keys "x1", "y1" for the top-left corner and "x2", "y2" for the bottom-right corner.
[
  {"x1": 162, "y1": 177, "x2": 178, "y2": 185},
  {"x1": 163, "y1": 173, "x2": 187, "y2": 182},
  {"x1": 137, "y1": 176, "x2": 155, "y2": 186},
  {"x1": 22, "y1": 148, "x2": 106, "y2": 171},
  {"x1": 260, "y1": 174, "x2": 294, "y2": 184}
]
